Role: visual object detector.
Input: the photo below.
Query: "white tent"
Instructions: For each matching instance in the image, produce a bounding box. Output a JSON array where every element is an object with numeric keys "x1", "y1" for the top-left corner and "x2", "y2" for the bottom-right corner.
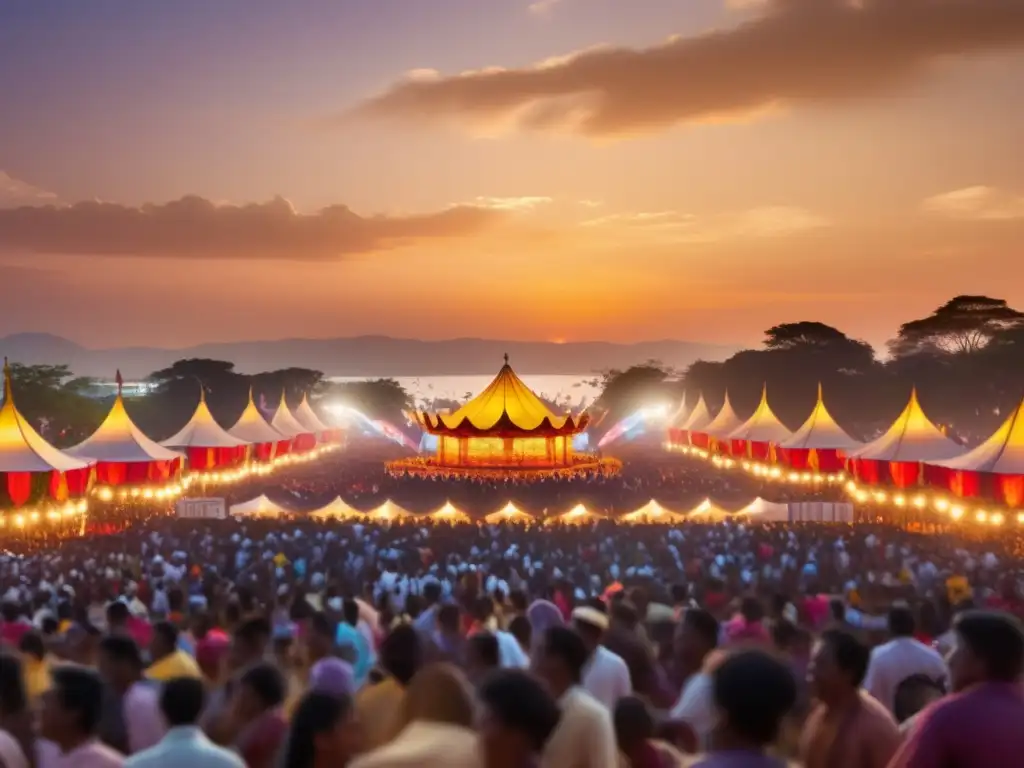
[
  {"x1": 308, "y1": 496, "x2": 363, "y2": 520},
  {"x1": 162, "y1": 390, "x2": 249, "y2": 450},
  {"x1": 848, "y1": 388, "x2": 962, "y2": 462},
  {"x1": 621, "y1": 499, "x2": 688, "y2": 524},
  {"x1": 545, "y1": 503, "x2": 600, "y2": 525},
  {"x1": 365, "y1": 499, "x2": 414, "y2": 521},
  {"x1": 229, "y1": 390, "x2": 287, "y2": 444},
  {"x1": 269, "y1": 393, "x2": 311, "y2": 439},
  {"x1": 680, "y1": 394, "x2": 712, "y2": 434},
  {"x1": 294, "y1": 394, "x2": 329, "y2": 435},
  {"x1": 779, "y1": 385, "x2": 862, "y2": 451},
  {"x1": 734, "y1": 497, "x2": 790, "y2": 521},
  {"x1": 728, "y1": 386, "x2": 793, "y2": 444},
  {"x1": 428, "y1": 501, "x2": 471, "y2": 524},
  {"x1": 483, "y1": 502, "x2": 534, "y2": 524},
  {"x1": 704, "y1": 393, "x2": 743, "y2": 438},
  {"x1": 667, "y1": 394, "x2": 690, "y2": 429},
  {"x1": 687, "y1": 498, "x2": 734, "y2": 520},
  {"x1": 229, "y1": 495, "x2": 290, "y2": 518},
  {"x1": 935, "y1": 397, "x2": 1024, "y2": 474}
]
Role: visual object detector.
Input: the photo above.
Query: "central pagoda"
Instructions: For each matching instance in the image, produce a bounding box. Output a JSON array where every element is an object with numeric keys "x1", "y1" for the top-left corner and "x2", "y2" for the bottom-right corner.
[{"x1": 389, "y1": 355, "x2": 618, "y2": 479}]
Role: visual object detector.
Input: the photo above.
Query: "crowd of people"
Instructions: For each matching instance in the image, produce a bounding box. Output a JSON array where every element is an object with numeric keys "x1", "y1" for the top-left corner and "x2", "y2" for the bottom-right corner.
[{"x1": 1, "y1": 447, "x2": 1023, "y2": 768}]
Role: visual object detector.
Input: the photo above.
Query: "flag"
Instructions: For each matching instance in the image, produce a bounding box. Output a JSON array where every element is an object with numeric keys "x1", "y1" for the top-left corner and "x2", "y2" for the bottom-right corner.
[{"x1": 115, "y1": 369, "x2": 124, "y2": 394}]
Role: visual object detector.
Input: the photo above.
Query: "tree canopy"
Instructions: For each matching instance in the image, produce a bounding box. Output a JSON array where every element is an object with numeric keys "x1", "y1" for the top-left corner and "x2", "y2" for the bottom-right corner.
[{"x1": 889, "y1": 295, "x2": 1024, "y2": 358}]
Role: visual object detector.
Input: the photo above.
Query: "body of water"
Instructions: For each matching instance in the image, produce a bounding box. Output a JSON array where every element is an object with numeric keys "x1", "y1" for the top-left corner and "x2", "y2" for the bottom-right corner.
[{"x1": 327, "y1": 374, "x2": 600, "y2": 411}]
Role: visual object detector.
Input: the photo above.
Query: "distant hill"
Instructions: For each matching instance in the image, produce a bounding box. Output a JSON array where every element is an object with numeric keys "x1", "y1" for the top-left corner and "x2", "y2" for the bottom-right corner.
[{"x1": 0, "y1": 333, "x2": 736, "y2": 379}]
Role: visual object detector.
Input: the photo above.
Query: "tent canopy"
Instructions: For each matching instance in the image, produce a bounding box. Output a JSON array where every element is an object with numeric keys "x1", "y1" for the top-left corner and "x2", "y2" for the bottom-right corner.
[
  {"x1": 937, "y1": 398, "x2": 1024, "y2": 474},
  {"x1": 229, "y1": 390, "x2": 286, "y2": 444},
  {"x1": 621, "y1": 499, "x2": 688, "y2": 523},
  {"x1": 780, "y1": 385, "x2": 862, "y2": 451},
  {"x1": 162, "y1": 389, "x2": 249, "y2": 449},
  {"x1": 230, "y1": 495, "x2": 290, "y2": 518},
  {"x1": 546, "y1": 503, "x2": 600, "y2": 525},
  {"x1": 270, "y1": 393, "x2": 311, "y2": 439},
  {"x1": 430, "y1": 501, "x2": 471, "y2": 523},
  {"x1": 308, "y1": 496, "x2": 363, "y2": 520},
  {"x1": 667, "y1": 394, "x2": 690, "y2": 429},
  {"x1": 680, "y1": 394, "x2": 712, "y2": 433},
  {"x1": 849, "y1": 388, "x2": 963, "y2": 462},
  {"x1": 729, "y1": 385, "x2": 793, "y2": 443},
  {"x1": 365, "y1": 499, "x2": 413, "y2": 521},
  {"x1": 0, "y1": 364, "x2": 93, "y2": 473},
  {"x1": 483, "y1": 501, "x2": 533, "y2": 524},
  {"x1": 294, "y1": 394, "x2": 329, "y2": 434},
  {"x1": 66, "y1": 385, "x2": 182, "y2": 464},
  {"x1": 688, "y1": 498, "x2": 733, "y2": 519},
  {"x1": 735, "y1": 497, "x2": 790, "y2": 520},
  {"x1": 703, "y1": 393, "x2": 743, "y2": 438}
]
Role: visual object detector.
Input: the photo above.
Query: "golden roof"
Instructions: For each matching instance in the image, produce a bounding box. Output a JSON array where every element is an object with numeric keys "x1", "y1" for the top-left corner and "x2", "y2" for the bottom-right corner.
[
  {"x1": 412, "y1": 355, "x2": 586, "y2": 436},
  {"x1": 66, "y1": 374, "x2": 183, "y2": 463},
  {"x1": 938, "y1": 397, "x2": 1024, "y2": 475},
  {"x1": 780, "y1": 384, "x2": 862, "y2": 451},
  {"x1": 728, "y1": 385, "x2": 793, "y2": 444},
  {"x1": 849, "y1": 388, "x2": 963, "y2": 463},
  {"x1": 162, "y1": 387, "x2": 249, "y2": 449},
  {"x1": 229, "y1": 388, "x2": 288, "y2": 444},
  {"x1": 0, "y1": 360, "x2": 94, "y2": 473}
]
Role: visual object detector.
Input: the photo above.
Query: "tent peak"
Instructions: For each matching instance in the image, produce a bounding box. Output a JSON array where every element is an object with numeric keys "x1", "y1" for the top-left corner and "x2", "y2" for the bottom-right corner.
[{"x1": 2, "y1": 357, "x2": 10, "y2": 402}]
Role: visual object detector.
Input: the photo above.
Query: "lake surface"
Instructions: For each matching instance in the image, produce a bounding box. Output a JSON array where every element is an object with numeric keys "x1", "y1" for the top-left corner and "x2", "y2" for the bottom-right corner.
[{"x1": 327, "y1": 373, "x2": 600, "y2": 410}]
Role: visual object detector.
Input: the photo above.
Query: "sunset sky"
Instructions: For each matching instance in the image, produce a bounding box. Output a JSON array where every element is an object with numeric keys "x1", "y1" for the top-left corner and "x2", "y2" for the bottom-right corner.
[{"x1": 1, "y1": 0, "x2": 1023, "y2": 350}]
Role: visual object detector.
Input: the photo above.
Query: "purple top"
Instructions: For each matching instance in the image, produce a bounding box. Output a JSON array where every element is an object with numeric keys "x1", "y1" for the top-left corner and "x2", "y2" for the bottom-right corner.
[
  {"x1": 690, "y1": 752, "x2": 788, "y2": 768},
  {"x1": 891, "y1": 682, "x2": 1024, "y2": 768}
]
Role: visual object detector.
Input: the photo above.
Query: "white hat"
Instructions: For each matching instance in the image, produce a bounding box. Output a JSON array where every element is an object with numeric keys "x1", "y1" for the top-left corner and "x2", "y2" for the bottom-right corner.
[{"x1": 571, "y1": 606, "x2": 609, "y2": 631}]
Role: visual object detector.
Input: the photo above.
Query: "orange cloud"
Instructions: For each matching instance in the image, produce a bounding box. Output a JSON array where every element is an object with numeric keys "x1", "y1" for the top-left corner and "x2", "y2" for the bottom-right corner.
[
  {"x1": 922, "y1": 186, "x2": 1024, "y2": 221},
  {"x1": 352, "y1": 0, "x2": 1024, "y2": 138},
  {"x1": 0, "y1": 195, "x2": 505, "y2": 260},
  {"x1": 0, "y1": 171, "x2": 58, "y2": 207}
]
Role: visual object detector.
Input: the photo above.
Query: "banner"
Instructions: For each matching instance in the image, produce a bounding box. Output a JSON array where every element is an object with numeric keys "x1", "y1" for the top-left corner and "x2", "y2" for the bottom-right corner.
[
  {"x1": 175, "y1": 497, "x2": 227, "y2": 520},
  {"x1": 787, "y1": 501, "x2": 854, "y2": 523}
]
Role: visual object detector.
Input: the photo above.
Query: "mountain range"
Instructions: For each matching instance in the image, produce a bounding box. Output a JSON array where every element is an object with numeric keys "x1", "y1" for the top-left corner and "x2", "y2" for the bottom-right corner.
[{"x1": 0, "y1": 333, "x2": 735, "y2": 379}]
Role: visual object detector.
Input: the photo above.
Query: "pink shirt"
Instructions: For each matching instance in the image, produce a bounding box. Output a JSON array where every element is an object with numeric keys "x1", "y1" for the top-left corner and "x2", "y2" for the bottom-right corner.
[
  {"x1": 37, "y1": 739, "x2": 124, "y2": 768},
  {"x1": 124, "y1": 682, "x2": 166, "y2": 754}
]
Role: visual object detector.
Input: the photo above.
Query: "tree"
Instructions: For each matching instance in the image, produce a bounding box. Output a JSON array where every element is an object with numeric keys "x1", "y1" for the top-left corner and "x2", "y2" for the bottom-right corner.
[
  {"x1": 320, "y1": 378, "x2": 412, "y2": 423},
  {"x1": 6, "y1": 363, "x2": 104, "y2": 445},
  {"x1": 593, "y1": 363, "x2": 677, "y2": 423},
  {"x1": 889, "y1": 295, "x2": 1024, "y2": 357}
]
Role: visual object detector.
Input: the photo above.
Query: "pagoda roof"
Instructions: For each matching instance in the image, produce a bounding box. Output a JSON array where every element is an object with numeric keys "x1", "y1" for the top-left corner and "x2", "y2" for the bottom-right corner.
[
  {"x1": 0, "y1": 360, "x2": 94, "y2": 473},
  {"x1": 779, "y1": 385, "x2": 863, "y2": 451},
  {"x1": 161, "y1": 388, "x2": 249, "y2": 449},
  {"x1": 704, "y1": 392, "x2": 743, "y2": 438},
  {"x1": 66, "y1": 375, "x2": 182, "y2": 464},
  {"x1": 269, "y1": 393, "x2": 311, "y2": 438},
  {"x1": 936, "y1": 397, "x2": 1024, "y2": 475},
  {"x1": 294, "y1": 394, "x2": 329, "y2": 434},
  {"x1": 411, "y1": 355, "x2": 587, "y2": 437},
  {"x1": 680, "y1": 394, "x2": 712, "y2": 432},
  {"x1": 229, "y1": 389, "x2": 287, "y2": 444},
  {"x1": 849, "y1": 388, "x2": 963, "y2": 463},
  {"x1": 729, "y1": 385, "x2": 794, "y2": 444}
]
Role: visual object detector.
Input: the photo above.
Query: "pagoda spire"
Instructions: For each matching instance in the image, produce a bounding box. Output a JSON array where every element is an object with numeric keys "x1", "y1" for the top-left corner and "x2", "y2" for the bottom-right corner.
[
  {"x1": 504, "y1": 352, "x2": 509, "y2": 366},
  {"x1": 115, "y1": 369, "x2": 124, "y2": 397},
  {"x1": 2, "y1": 357, "x2": 11, "y2": 402}
]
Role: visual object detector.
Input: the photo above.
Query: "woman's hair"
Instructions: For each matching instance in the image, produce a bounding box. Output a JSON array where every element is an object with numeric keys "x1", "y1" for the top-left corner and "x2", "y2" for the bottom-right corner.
[
  {"x1": 399, "y1": 663, "x2": 475, "y2": 729},
  {"x1": 0, "y1": 652, "x2": 27, "y2": 715},
  {"x1": 278, "y1": 691, "x2": 352, "y2": 768}
]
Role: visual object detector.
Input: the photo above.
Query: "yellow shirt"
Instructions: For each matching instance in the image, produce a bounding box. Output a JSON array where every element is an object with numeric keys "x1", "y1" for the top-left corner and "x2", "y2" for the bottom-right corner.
[
  {"x1": 23, "y1": 656, "x2": 51, "y2": 701},
  {"x1": 147, "y1": 649, "x2": 203, "y2": 681}
]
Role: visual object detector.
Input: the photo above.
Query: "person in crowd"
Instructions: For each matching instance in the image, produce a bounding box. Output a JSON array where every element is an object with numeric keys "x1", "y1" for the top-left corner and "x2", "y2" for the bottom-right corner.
[
  {"x1": 477, "y1": 669, "x2": 561, "y2": 768},
  {"x1": 279, "y1": 691, "x2": 362, "y2": 768},
  {"x1": 535, "y1": 626, "x2": 619, "y2": 768},
  {"x1": 354, "y1": 624, "x2": 422, "y2": 752},
  {"x1": 889, "y1": 611, "x2": 1024, "y2": 767},
  {"x1": 147, "y1": 622, "x2": 202, "y2": 682},
  {"x1": 124, "y1": 677, "x2": 244, "y2": 768},
  {"x1": 471, "y1": 597, "x2": 529, "y2": 670},
  {"x1": 667, "y1": 609, "x2": 720, "y2": 753},
  {"x1": 202, "y1": 616, "x2": 270, "y2": 744},
  {"x1": 466, "y1": 632, "x2": 502, "y2": 686},
  {"x1": 230, "y1": 663, "x2": 289, "y2": 768},
  {"x1": 38, "y1": 666, "x2": 125, "y2": 768},
  {"x1": 692, "y1": 649, "x2": 797, "y2": 768},
  {"x1": 801, "y1": 629, "x2": 900, "y2": 768},
  {"x1": 892, "y1": 675, "x2": 944, "y2": 735},
  {"x1": 507, "y1": 616, "x2": 532, "y2": 658},
  {"x1": 432, "y1": 604, "x2": 467, "y2": 665},
  {"x1": 18, "y1": 629, "x2": 52, "y2": 703},
  {"x1": 572, "y1": 606, "x2": 632, "y2": 711},
  {"x1": 336, "y1": 600, "x2": 373, "y2": 689},
  {"x1": 0, "y1": 654, "x2": 32, "y2": 768},
  {"x1": 351, "y1": 664, "x2": 477, "y2": 768},
  {"x1": 863, "y1": 606, "x2": 946, "y2": 714},
  {"x1": 412, "y1": 583, "x2": 443, "y2": 635},
  {"x1": 96, "y1": 635, "x2": 166, "y2": 755},
  {"x1": 0, "y1": 602, "x2": 31, "y2": 649},
  {"x1": 613, "y1": 697, "x2": 682, "y2": 768},
  {"x1": 603, "y1": 601, "x2": 664, "y2": 707}
]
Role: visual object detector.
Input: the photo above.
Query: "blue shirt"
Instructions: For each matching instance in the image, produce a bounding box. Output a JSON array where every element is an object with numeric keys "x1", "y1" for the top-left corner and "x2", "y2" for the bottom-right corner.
[
  {"x1": 336, "y1": 622, "x2": 372, "y2": 688},
  {"x1": 123, "y1": 726, "x2": 245, "y2": 768}
]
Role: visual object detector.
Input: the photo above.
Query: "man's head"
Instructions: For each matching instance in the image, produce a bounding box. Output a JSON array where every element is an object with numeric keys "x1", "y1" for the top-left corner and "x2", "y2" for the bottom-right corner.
[
  {"x1": 888, "y1": 606, "x2": 916, "y2": 638},
  {"x1": 342, "y1": 598, "x2": 360, "y2": 628},
  {"x1": 0, "y1": 653, "x2": 27, "y2": 717},
  {"x1": 150, "y1": 621, "x2": 179, "y2": 662},
  {"x1": 466, "y1": 632, "x2": 501, "y2": 682},
  {"x1": 41, "y1": 666, "x2": 106, "y2": 744},
  {"x1": 160, "y1": 677, "x2": 206, "y2": 727},
  {"x1": 97, "y1": 634, "x2": 145, "y2": 692},
  {"x1": 423, "y1": 583, "x2": 442, "y2": 606},
  {"x1": 535, "y1": 626, "x2": 589, "y2": 697},
  {"x1": 231, "y1": 662, "x2": 286, "y2": 724},
  {"x1": 380, "y1": 625, "x2": 422, "y2": 686},
  {"x1": 809, "y1": 629, "x2": 869, "y2": 705},
  {"x1": 949, "y1": 610, "x2": 1024, "y2": 692},
  {"x1": 106, "y1": 601, "x2": 130, "y2": 630},
  {"x1": 711, "y1": 650, "x2": 797, "y2": 750},
  {"x1": 229, "y1": 616, "x2": 270, "y2": 671},
  {"x1": 306, "y1": 611, "x2": 336, "y2": 661},
  {"x1": 18, "y1": 630, "x2": 47, "y2": 661},
  {"x1": 571, "y1": 606, "x2": 608, "y2": 653},
  {"x1": 677, "y1": 608, "x2": 719, "y2": 667}
]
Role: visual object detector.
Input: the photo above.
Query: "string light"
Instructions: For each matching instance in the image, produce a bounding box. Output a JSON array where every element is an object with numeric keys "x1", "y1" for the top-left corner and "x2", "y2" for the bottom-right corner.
[
  {"x1": 0, "y1": 499, "x2": 88, "y2": 529},
  {"x1": 666, "y1": 440, "x2": 1024, "y2": 526}
]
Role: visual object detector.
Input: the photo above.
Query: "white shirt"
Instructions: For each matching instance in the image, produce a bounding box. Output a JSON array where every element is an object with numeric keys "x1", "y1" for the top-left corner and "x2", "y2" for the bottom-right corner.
[
  {"x1": 495, "y1": 630, "x2": 529, "y2": 669},
  {"x1": 541, "y1": 687, "x2": 618, "y2": 768},
  {"x1": 864, "y1": 637, "x2": 948, "y2": 713},
  {"x1": 669, "y1": 673, "x2": 716, "y2": 749},
  {"x1": 581, "y1": 646, "x2": 631, "y2": 710}
]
